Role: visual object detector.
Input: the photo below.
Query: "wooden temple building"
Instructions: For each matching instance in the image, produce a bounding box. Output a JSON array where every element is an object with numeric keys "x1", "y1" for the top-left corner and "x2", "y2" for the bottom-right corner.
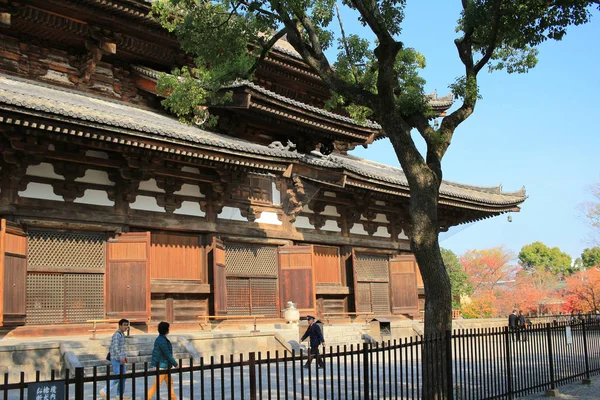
[{"x1": 0, "y1": 0, "x2": 526, "y2": 332}]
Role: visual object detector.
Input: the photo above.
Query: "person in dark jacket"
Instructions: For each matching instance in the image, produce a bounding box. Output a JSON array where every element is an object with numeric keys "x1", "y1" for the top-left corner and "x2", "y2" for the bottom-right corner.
[
  {"x1": 508, "y1": 309, "x2": 519, "y2": 341},
  {"x1": 147, "y1": 322, "x2": 178, "y2": 400},
  {"x1": 301, "y1": 315, "x2": 325, "y2": 368},
  {"x1": 518, "y1": 310, "x2": 528, "y2": 341}
]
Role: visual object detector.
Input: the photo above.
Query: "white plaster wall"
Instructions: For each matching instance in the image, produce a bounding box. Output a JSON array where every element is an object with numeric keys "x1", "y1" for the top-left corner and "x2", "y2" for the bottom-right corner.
[
  {"x1": 320, "y1": 219, "x2": 341, "y2": 232},
  {"x1": 255, "y1": 211, "x2": 282, "y2": 225},
  {"x1": 26, "y1": 163, "x2": 64, "y2": 180},
  {"x1": 321, "y1": 205, "x2": 340, "y2": 217},
  {"x1": 174, "y1": 184, "x2": 204, "y2": 197},
  {"x1": 174, "y1": 201, "x2": 206, "y2": 217},
  {"x1": 373, "y1": 226, "x2": 391, "y2": 238},
  {"x1": 375, "y1": 200, "x2": 386, "y2": 206},
  {"x1": 75, "y1": 169, "x2": 115, "y2": 185},
  {"x1": 397, "y1": 231, "x2": 408, "y2": 239},
  {"x1": 85, "y1": 150, "x2": 109, "y2": 159},
  {"x1": 374, "y1": 213, "x2": 389, "y2": 223},
  {"x1": 349, "y1": 223, "x2": 369, "y2": 236},
  {"x1": 293, "y1": 216, "x2": 314, "y2": 229},
  {"x1": 19, "y1": 182, "x2": 63, "y2": 201},
  {"x1": 218, "y1": 206, "x2": 248, "y2": 222},
  {"x1": 272, "y1": 182, "x2": 281, "y2": 204},
  {"x1": 138, "y1": 179, "x2": 165, "y2": 193},
  {"x1": 302, "y1": 205, "x2": 313, "y2": 214},
  {"x1": 323, "y1": 191, "x2": 336, "y2": 198},
  {"x1": 181, "y1": 166, "x2": 201, "y2": 174},
  {"x1": 74, "y1": 190, "x2": 114, "y2": 206},
  {"x1": 130, "y1": 195, "x2": 165, "y2": 212}
]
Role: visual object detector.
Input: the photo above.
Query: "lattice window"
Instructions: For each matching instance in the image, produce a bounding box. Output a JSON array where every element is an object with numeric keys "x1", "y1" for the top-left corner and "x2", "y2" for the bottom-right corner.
[
  {"x1": 226, "y1": 277, "x2": 278, "y2": 316},
  {"x1": 225, "y1": 243, "x2": 278, "y2": 276},
  {"x1": 356, "y1": 282, "x2": 372, "y2": 313},
  {"x1": 355, "y1": 253, "x2": 389, "y2": 282},
  {"x1": 28, "y1": 231, "x2": 105, "y2": 270},
  {"x1": 226, "y1": 278, "x2": 251, "y2": 315},
  {"x1": 231, "y1": 175, "x2": 273, "y2": 203},
  {"x1": 250, "y1": 278, "x2": 278, "y2": 316},
  {"x1": 26, "y1": 273, "x2": 65, "y2": 325},
  {"x1": 370, "y1": 282, "x2": 391, "y2": 315},
  {"x1": 65, "y1": 274, "x2": 104, "y2": 323}
]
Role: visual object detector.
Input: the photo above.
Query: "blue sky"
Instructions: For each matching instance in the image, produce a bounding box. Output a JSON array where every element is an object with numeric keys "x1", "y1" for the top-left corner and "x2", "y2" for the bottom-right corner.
[{"x1": 339, "y1": 2, "x2": 600, "y2": 260}]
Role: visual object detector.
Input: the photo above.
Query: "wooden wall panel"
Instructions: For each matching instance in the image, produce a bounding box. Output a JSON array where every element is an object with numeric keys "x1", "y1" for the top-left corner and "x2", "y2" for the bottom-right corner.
[
  {"x1": 150, "y1": 232, "x2": 203, "y2": 281},
  {"x1": 4, "y1": 256, "x2": 26, "y2": 316},
  {"x1": 106, "y1": 232, "x2": 150, "y2": 320},
  {"x1": 1, "y1": 220, "x2": 27, "y2": 326},
  {"x1": 389, "y1": 255, "x2": 419, "y2": 316},
  {"x1": 109, "y1": 242, "x2": 147, "y2": 261},
  {"x1": 212, "y1": 238, "x2": 227, "y2": 315},
  {"x1": 313, "y1": 246, "x2": 341, "y2": 284},
  {"x1": 106, "y1": 261, "x2": 147, "y2": 314},
  {"x1": 279, "y1": 246, "x2": 315, "y2": 313},
  {"x1": 152, "y1": 294, "x2": 209, "y2": 323},
  {"x1": 5, "y1": 233, "x2": 26, "y2": 256}
]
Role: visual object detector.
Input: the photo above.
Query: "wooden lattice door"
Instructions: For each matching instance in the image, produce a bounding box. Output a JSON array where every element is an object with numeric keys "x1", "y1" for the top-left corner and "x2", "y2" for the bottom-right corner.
[
  {"x1": 352, "y1": 250, "x2": 391, "y2": 316},
  {"x1": 389, "y1": 255, "x2": 419, "y2": 316},
  {"x1": 278, "y1": 245, "x2": 316, "y2": 315},
  {"x1": 106, "y1": 232, "x2": 150, "y2": 321},
  {"x1": 224, "y1": 243, "x2": 279, "y2": 316},
  {"x1": 26, "y1": 230, "x2": 105, "y2": 324},
  {"x1": 0, "y1": 220, "x2": 27, "y2": 326}
]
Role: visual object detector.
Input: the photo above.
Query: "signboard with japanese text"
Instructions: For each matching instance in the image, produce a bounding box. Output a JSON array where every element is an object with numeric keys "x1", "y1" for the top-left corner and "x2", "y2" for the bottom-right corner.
[{"x1": 28, "y1": 380, "x2": 65, "y2": 400}]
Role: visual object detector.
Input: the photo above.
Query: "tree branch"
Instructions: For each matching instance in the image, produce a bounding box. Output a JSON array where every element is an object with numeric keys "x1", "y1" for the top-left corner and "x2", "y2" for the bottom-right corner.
[
  {"x1": 349, "y1": 0, "x2": 396, "y2": 47},
  {"x1": 247, "y1": 27, "x2": 289, "y2": 76},
  {"x1": 335, "y1": 2, "x2": 360, "y2": 85},
  {"x1": 474, "y1": 0, "x2": 504, "y2": 74}
]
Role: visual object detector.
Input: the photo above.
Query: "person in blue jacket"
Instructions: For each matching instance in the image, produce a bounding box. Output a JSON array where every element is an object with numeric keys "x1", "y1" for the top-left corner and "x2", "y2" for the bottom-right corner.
[
  {"x1": 147, "y1": 321, "x2": 178, "y2": 399},
  {"x1": 301, "y1": 315, "x2": 325, "y2": 368}
]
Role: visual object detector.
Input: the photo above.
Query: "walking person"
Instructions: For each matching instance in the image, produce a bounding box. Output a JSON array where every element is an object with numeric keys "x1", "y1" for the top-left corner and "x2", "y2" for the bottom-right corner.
[
  {"x1": 100, "y1": 319, "x2": 130, "y2": 400},
  {"x1": 301, "y1": 315, "x2": 325, "y2": 368},
  {"x1": 518, "y1": 310, "x2": 528, "y2": 341},
  {"x1": 508, "y1": 309, "x2": 519, "y2": 341},
  {"x1": 147, "y1": 321, "x2": 179, "y2": 400}
]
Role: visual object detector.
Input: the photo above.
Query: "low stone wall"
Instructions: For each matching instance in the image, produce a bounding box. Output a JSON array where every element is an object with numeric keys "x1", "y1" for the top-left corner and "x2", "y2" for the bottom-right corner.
[
  {"x1": 186, "y1": 331, "x2": 291, "y2": 360},
  {"x1": 0, "y1": 342, "x2": 62, "y2": 383}
]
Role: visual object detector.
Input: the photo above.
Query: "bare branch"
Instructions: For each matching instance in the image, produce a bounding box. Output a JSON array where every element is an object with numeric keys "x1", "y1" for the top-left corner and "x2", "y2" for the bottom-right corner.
[{"x1": 335, "y1": 2, "x2": 360, "y2": 85}]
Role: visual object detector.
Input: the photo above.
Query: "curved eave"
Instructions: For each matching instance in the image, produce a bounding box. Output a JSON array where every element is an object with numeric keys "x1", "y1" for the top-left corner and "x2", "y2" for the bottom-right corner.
[{"x1": 0, "y1": 74, "x2": 525, "y2": 217}]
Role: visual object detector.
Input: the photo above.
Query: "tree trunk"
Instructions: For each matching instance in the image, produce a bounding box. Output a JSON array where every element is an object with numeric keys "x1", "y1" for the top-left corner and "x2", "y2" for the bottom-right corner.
[{"x1": 409, "y1": 178, "x2": 453, "y2": 400}]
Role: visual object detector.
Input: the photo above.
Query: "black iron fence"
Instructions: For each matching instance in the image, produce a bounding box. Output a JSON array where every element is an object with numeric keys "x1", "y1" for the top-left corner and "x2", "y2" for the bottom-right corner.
[{"x1": 1, "y1": 320, "x2": 600, "y2": 400}]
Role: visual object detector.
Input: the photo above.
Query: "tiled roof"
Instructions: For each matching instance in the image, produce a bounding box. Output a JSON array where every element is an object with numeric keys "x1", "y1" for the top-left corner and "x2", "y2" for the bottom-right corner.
[
  {"x1": 0, "y1": 75, "x2": 525, "y2": 208},
  {"x1": 0, "y1": 75, "x2": 301, "y2": 160},
  {"x1": 308, "y1": 153, "x2": 526, "y2": 206},
  {"x1": 225, "y1": 80, "x2": 382, "y2": 129},
  {"x1": 131, "y1": 66, "x2": 381, "y2": 130}
]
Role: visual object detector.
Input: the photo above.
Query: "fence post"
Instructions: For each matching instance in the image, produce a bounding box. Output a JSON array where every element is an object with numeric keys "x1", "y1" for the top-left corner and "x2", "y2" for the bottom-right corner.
[
  {"x1": 445, "y1": 330, "x2": 453, "y2": 399},
  {"x1": 504, "y1": 326, "x2": 513, "y2": 400},
  {"x1": 582, "y1": 320, "x2": 592, "y2": 384},
  {"x1": 75, "y1": 367, "x2": 84, "y2": 400},
  {"x1": 546, "y1": 323, "x2": 557, "y2": 395},
  {"x1": 249, "y1": 352, "x2": 257, "y2": 400},
  {"x1": 362, "y1": 342, "x2": 370, "y2": 400}
]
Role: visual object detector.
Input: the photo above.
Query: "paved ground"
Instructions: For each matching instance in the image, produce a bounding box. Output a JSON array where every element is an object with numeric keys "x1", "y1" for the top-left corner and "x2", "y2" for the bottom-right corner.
[{"x1": 518, "y1": 375, "x2": 600, "y2": 399}]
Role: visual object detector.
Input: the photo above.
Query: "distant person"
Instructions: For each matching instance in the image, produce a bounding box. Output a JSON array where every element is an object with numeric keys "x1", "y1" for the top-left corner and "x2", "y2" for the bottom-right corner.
[
  {"x1": 100, "y1": 319, "x2": 130, "y2": 400},
  {"x1": 147, "y1": 321, "x2": 179, "y2": 400},
  {"x1": 301, "y1": 315, "x2": 325, "y2": 368},
  {"x1": 508, "y1": 310, "x2": 519, "y2": 341},
  {"x1": 518, "y1": 310, "x2": 527, "y2": 341}
]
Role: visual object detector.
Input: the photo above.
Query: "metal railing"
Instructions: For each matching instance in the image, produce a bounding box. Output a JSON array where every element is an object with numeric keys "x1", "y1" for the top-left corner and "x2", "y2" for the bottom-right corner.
[{"x1": 2, "y1": 319, "x2": 599, "y2": 399}]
